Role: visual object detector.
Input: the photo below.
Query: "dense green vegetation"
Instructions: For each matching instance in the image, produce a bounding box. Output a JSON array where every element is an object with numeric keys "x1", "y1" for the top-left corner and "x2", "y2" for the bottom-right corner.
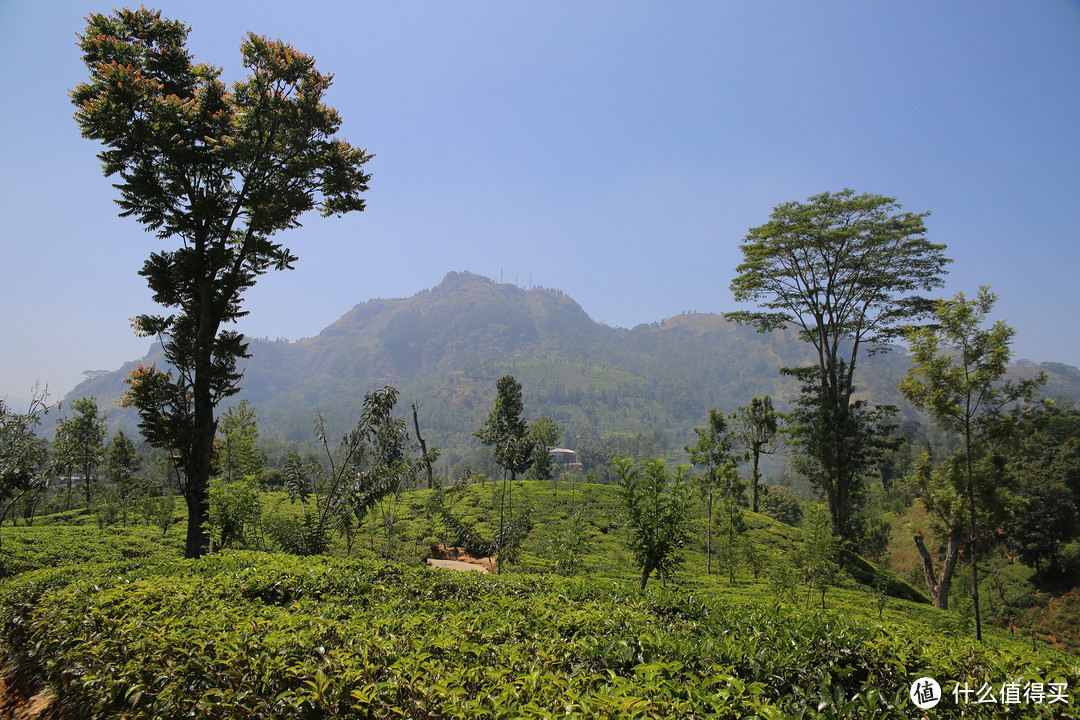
[
  {"x1": 1, "y1": 475, "x2": 1078, "y2": 717},
  {"x1": 2, "y1": 548, "x2": 1077, "y2": 719}
]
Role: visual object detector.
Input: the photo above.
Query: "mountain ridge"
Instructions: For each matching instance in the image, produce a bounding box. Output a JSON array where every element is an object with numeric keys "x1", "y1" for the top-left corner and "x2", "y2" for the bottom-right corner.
[{"x1": 63, "y1": 271, "x2": 1080, "y2": 458}]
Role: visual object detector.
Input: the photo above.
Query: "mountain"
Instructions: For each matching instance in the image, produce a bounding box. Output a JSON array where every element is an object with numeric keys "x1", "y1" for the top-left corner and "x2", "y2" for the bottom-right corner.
[{"x1": 66, "y1": 271, "x2": 1080, "y2": 457}]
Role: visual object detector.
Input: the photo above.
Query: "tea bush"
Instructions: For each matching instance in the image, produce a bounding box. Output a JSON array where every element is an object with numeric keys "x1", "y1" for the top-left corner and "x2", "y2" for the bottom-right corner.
[
  {"x1": 1, "y1": 551, "x2": 1076, "y2": 718},
  {"x1": 0, "y1": 523, "x2": 184, "y2": 578}
]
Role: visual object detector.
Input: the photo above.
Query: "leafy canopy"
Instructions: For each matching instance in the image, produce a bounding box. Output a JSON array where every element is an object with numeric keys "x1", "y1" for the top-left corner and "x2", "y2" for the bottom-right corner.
[
  {"x1": 729, "y1": 189, "x2": 949, "y2": 357},
  {"x1": 53, "y1": 397, "x2": 108, "y2": 507},
  {"x1": 611, "y1": 456, "x2": 694, "y2": 589},
  {"x1": 728, "y1": 189, "x2": 949, "y2": 555},
  {"x1": 475, "y1": 375, "x2": 533, "y2": 478},
  {"x1": 900, "y1": 286, "x2": 1045, "y2": 640},
  {"x1": 0, "y1": 396, "x2": 50, "y2": 506},
  {"x1": 219, "y1": 400, "x2": 265, "y2": 482},
  {"x1": 900, "y1": 287, "x2": 1044, "y2": 445},
  {"x1": 731, "y1": 395, "x2": 778, "y2": 512},
  {"x1": 73, "y1": 7, "x2": 372, "y2": 386},
  {"x1": 73, "y1": 7, "x2": 372, "y2": 557}
]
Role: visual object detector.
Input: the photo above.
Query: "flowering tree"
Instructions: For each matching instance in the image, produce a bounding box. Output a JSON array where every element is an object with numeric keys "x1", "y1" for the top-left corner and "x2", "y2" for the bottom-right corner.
[{"x1": 74, "y1": 8, "x2": 372, "y2": 556}]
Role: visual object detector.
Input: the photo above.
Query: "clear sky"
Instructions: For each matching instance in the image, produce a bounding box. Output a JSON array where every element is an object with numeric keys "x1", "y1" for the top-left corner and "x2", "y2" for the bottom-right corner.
[{"x1": 2, "y1": 0, "x2": 1079, "y2": 404}]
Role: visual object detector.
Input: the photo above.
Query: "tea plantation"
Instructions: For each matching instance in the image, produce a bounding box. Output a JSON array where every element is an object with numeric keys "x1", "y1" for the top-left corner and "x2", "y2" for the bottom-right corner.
[{"x1": 0, "y1": 483, "x2": 1077, "y2": 718}]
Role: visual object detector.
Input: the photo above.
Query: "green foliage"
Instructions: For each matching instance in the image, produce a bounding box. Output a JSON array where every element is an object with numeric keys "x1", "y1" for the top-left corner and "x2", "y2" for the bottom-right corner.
[
  {"x1": 686, "y1": 408, "x2": 740, "y2": 576},
  {"x1": 546, "y1": 510, "x2": 588, "y2": 576},
  {"x1": 75, "y1": 7, "x2": 372, "y2": 559},
  {"x1": 901, "y1": 287, "x2": 1045, "y2": 447},
  {"x1": 475, "y1": 375, "x2": 533, "y2": 479},
  {"x1": 712, "y1": 463, "x2": 748, "y2": 584},
  {"x1": 525, "y1": 415, "x2": 560, "y2": 484},
  {"x1": 729, "y1": 189, "x2": 949, "y2": 556},
  {"x1": 276, "y1": 386, "x2": 433, "y2": 558},
  {"x1": 207, "y1": 475, "x2": 264, "y2": 550},
  {"x1": 155, "y1": 495, "x2": 178, "y2": 536},
  {"x1": 219, "y1": 401, "x2": 266, "y2": 482},
  {"x1": 1003, "y1": 405, "x2": 1080, "y2": 576},
  {"x1": 728, "y1": 189, "x2": 948, "y2": 344},
  {"x1": 782, "y1": 361, "x2": 899, "y2": 553},
  {"x1": 759, "y1": 485, "x2": 803, "y2": 527},
  {"x1": 0, "y1": 391, "x2": 51, "y2": 538},
  {"x1": 902, "y1": 286, "x2": 1046, "y2": 640},
  {"x1": 731, "y1": 395, "x2": 778, "y2": 513},
  {"x1": 612, "y1": 457, "x2": 695, "y2": 588},
  {"x1": 104, "y1": 429, "x2": 140, "y2": 493},
  {"x1": 54, "y1": 396, "x2": 108, "y2": 508},
  {"x1": 854, "y1": 506, "x2": 892, "y2": 562},
  {"x1": 475, "y1": 376, "x2": 534, "y2": 567},
  {"x1": 1, "y1": 551, "x2": 1075, "y2": 719},
  {"x1": 794, "y1": 503, "x2": 839, "y2": 609},
  {"x1": 910, "y1": 453, "x2": 976, "y2": 610},
  {"x1": 0, "y1": 522, "x2": 184, "y2": 579},
  {"x1": 874, "y1": 556, "x2": 894, "y2": 619}
]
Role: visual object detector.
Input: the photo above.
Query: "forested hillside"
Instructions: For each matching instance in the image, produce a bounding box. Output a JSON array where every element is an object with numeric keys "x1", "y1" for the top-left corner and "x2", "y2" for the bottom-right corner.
[{"x1": 63, "y1": 271, "x2": 1080, "y2": 460}]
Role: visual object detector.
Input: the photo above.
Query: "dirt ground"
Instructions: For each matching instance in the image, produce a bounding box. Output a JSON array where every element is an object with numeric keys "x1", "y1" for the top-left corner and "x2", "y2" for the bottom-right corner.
[
  {"x1": 426, "y1": 544, "x2": 497, "y2": 573},
  {"x1": 426, "y1": 558, "x2": 489, "y2": 573},
  {"x1": 0, "y1": 660, "x2": 62, "y2": 720}
]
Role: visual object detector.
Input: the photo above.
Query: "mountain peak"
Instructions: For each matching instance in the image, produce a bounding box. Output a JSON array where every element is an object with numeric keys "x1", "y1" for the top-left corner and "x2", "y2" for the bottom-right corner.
[{"x1": 62, "y1": 272, "x2": 1080, "y2": 450}]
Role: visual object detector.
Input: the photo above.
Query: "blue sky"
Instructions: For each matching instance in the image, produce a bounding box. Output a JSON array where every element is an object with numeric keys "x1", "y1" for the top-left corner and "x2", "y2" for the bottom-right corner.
[{"x1": 2, "y1": 1, "x2": 1079, "y2": 403}]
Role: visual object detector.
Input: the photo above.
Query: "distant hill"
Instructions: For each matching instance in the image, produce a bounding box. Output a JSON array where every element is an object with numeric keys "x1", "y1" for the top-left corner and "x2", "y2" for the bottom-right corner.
[{"x1": 66, "y1": 271, "x2": 1080, "y2": 458}]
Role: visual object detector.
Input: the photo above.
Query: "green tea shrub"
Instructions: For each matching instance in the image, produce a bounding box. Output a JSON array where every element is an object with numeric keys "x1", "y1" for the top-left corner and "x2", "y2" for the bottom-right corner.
[
  {"x1": 0, "y1": 524, "x2": 182, "y2": 578},
  {"x1": 2, "y1": 552, "x2": 1075, "y2": 718}
]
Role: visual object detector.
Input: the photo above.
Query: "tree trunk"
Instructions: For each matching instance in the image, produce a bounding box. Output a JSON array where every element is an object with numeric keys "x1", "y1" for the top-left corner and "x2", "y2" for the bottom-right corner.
[
  {"x1": 823, "y1": 480, "x2": 847, "y2": 572},
  {"x1": 965, "y1": 427, "x2": 983, "y2": 641},
  {"x1": 751, "y1": 448, "x2": 760, "y2": 513},
  {"x1": 914, "y1": 533, "x2": 961, "y2": 610},
  {"x1": 185, "y1": 293, "x2": 221, "y2": 559},
  {"x1": 639, "y1": 563, "x2": 654, "y2": 589},
  {"x1": 497, "y1": 468, "x2": 506, "y2": 574},
  {"x1": 182, "y1": 406, "x2": 216, "y2": 558},
  {"x1": 411, "y1": 403, "x2": 434, "y2": 489},
  {"x1": 83, "y1": 463, "x2": 92, "y2": 506},
  {"x1": 706, "y1": 488, "x2": 713, "y2": 575},
  {"x1": 184, "y1": 490, "x2": 210, "y2": 558}
]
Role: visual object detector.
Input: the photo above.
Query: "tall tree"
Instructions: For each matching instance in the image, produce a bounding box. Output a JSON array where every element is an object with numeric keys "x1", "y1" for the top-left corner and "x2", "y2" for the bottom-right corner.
[
  {"x1": 527, "y1": 416, "x2": 562, "y2": 492},
  {"x1": 712, "y1": 462, "x2": 748, "y2": 584},
  {"x1": 104, "y1": 429, "x2": 147, "y2": 526},
  {"x1": 73, "y1": 8, "x2": 372, "y2": 557},
  {"x1": 104, "y1": 429, "x2": 141, "y2": 493},
  {"x1": 782, "y1": 362, "x2": 898, "y2": 558},
  {"x1": 794, "y1": 503, "x2": 839, "y2": 610},
  {"x1": 729, "y1": 189, "x2": 950, "y2": 556},
  {"x1": 900, "y1": 286, "x2": 1045, "y2": 641},
  {"x1": 55, "y1": 397, "x2": 108, "y2": 507},
  {"x1": 685, "y1": 408, "x2": 738, "y2": 575},
  {"x1": 611, "y1": 457, "x2": 694, "y2": 589},
  {"x1": 219, "y1": 400, "x2": 265, "y2": 482},
  {"x1": 475, "y1": 376, "x2": 533, "y2": 569},
  {"x1": 731, "y1": 396, "x2": 778, "y2": 513},
  {"x1": 51, "y1": 411, "x2": 78, "y2": 512}
]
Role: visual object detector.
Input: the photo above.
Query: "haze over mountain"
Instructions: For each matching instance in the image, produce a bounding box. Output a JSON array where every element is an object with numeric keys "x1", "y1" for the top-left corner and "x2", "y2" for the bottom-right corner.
[{"x1": 66, "y1": 271, "x2": 1080, "y2": 457}]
